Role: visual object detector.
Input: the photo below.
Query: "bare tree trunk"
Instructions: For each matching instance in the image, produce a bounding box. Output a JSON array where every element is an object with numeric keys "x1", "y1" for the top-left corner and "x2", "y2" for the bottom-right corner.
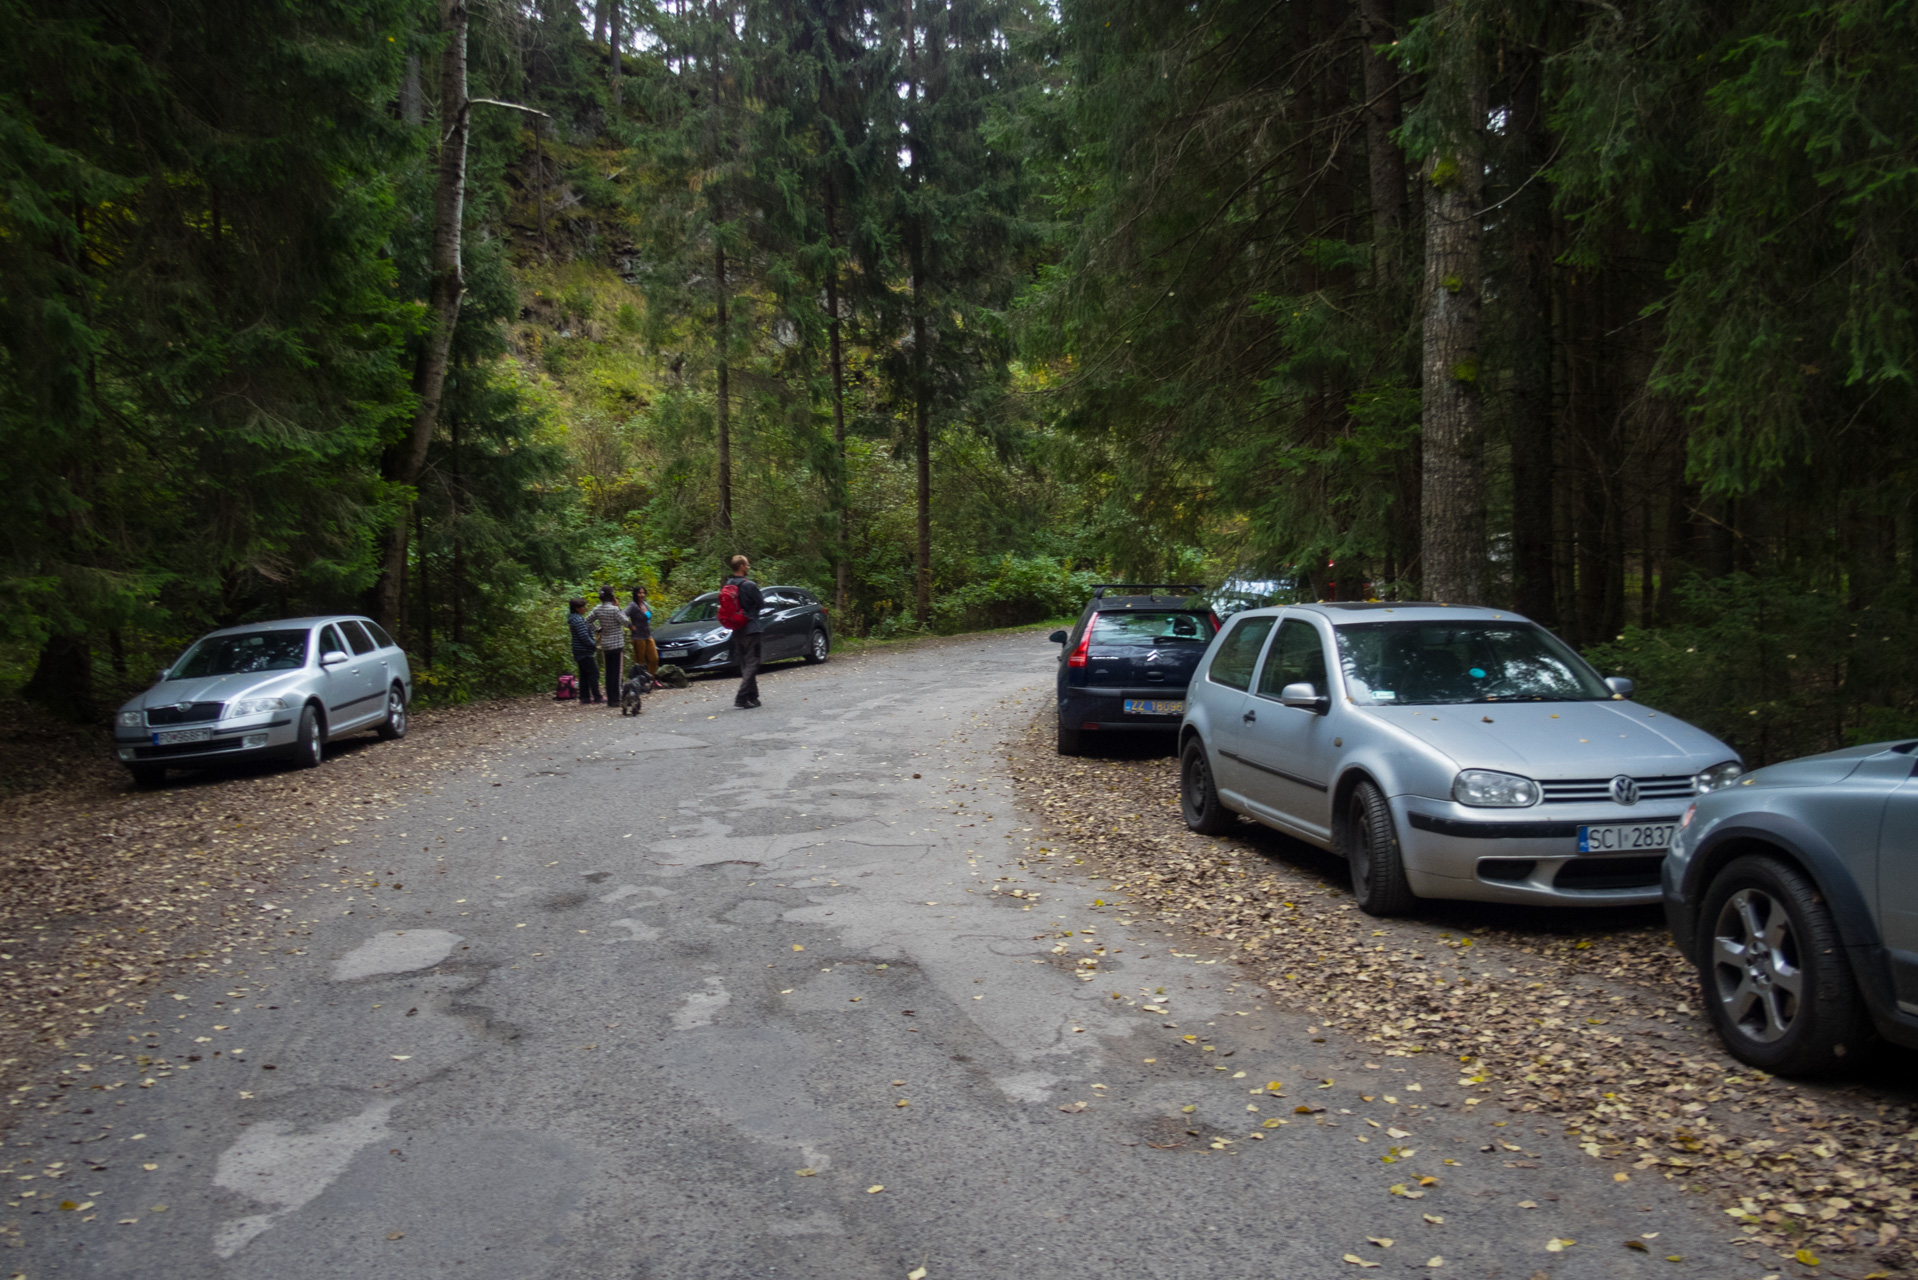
[
  {"x1": 593, "y1": 0, "x2": 607, "y2": 45},
  {"x1": 375, "y1": 0, "x2": 469, "y2": 631},
  {"x1": 906, "y1": 0, "x2": 931, "y2": 628},
  {"x1": 1418, "y1": 31, "x2": 1486, "y2": 605},
  {"x1": 1357, "y1": 0, "x2": 1407, "y2": 282},
  {"x1": 716, "y1": 236, "x2": 732, "y2": 531},
  {"x1": 400, "y1": 53, "x2": 422, "y2": 127},
  {"x1": 23, "y1": 635, "x2": 94, "y2": 723},
  {"x1": 1507, "y1": 43, "x2": 1555, "y2": 622},
  {"x1": 826, "y1": 196, "x2": 850, "y2": 615},
  {"x1": 416, "y1": 504, "x2": 434, "y2": 668},
  {"x1": 534, "y1": 117, "x2": 548, "y2": 260},
  {"x1": 609, "y1": 0, "x2": 621, "y2": 106},
  {"x1": 451, "y1": 415, "x2": 466, "y2": 645}
]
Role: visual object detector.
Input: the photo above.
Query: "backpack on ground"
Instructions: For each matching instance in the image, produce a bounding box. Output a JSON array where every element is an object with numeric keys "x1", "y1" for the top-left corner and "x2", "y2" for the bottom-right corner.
[
  {"x1": 656, "y1": 663, "x2": 690, "y2": 689},
  {"x1": 717, "y1": 581, "x2": 747, "y2": 630},
  {"x1": 554, "y1": 672, "x2": 578, "y2": 701}
]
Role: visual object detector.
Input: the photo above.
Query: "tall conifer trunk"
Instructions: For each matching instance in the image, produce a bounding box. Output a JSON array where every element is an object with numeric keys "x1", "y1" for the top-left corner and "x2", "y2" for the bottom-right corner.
[
  {"x1": 716, "y1": 236, "x2": 732, "y2": 531},
  {"x1": 1507, "y1": 44, "x2": 1555, "y2": 621},
  {"x1": 826, "y1": 196, "x2": 850, "y2": 614},
  {"x1": 1418, "y1": 28, "x2": 1486, "y2": 605},
  {"x1": 1357, "y1": 0, "x2": 1407, "y2": 282},
  {"x1": 376, "y1": 0, "x2": 468, "y2": 630}
]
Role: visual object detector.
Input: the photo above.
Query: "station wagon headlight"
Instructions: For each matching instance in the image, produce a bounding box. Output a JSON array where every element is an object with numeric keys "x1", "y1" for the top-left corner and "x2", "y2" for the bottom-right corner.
[
  {"x1": 117, "y1": 710, "x2": 144, "y2": 728},
  {"x1": 227, "y1": 697, "x2": 288, "y2": 718},
  {"x1": 1452, "y1": 769, "x2": 1541, "y2": 808},
  {"x1": 1693, "y1": 760, "x2": 1743, "y2": 793}
]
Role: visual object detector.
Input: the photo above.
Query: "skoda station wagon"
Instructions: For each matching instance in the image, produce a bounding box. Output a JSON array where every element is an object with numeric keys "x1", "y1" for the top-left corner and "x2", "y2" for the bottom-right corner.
[
  {"x1": 113, "y1": 616, "x2": 413, "y2": 786},
  {"x1": 1177, "y1": 603, "x2": 1742, "y2": 914}
]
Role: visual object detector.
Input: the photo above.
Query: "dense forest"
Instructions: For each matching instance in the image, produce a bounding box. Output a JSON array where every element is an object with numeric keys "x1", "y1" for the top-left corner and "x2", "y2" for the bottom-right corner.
[{"x1": 2, "y1": 0, "x2": 1914, "y2": 763}]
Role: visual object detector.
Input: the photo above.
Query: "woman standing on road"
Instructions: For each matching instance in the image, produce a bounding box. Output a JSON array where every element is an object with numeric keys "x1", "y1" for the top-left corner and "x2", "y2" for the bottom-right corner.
[
  {"x1": 625, "y1": 585, "x2": 658, "y2": 679},
  {"x1": 568, "y1": 597, "x2": 602, "y2": 704},
  {"x1": 590, "y1": 586, "x2": 627, "y2": 707}
]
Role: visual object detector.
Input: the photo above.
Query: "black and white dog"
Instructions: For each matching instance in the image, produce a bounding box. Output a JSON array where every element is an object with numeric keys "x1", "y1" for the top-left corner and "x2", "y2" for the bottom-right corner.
[{"x1": 619, "y1": 671, "x2": 649, "y2": 716}]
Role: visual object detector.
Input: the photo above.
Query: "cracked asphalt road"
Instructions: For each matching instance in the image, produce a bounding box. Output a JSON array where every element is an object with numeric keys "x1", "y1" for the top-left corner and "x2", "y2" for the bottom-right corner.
[{"x1": 7, "y1": 632, "x2": 1757, "y2": 1278}]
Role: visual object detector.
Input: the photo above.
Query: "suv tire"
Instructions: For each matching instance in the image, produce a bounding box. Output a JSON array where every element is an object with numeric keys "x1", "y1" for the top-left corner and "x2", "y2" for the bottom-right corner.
[
  {"x1": 1179, "y1": 737, "x2": 1235, "y2": 834},
  {"x1": 1056, "y1": 720, "x2": 1083, "y2": 756},
  {"x1": 1346, "y1": 780, "x2": 1416, "y2": 916},
  {"x1": 1696, "y1": 853, "x2": 1871, "y2": 1077},
  {"x1": 127, "y1": 764, "x2": 167, "y2": 788}
]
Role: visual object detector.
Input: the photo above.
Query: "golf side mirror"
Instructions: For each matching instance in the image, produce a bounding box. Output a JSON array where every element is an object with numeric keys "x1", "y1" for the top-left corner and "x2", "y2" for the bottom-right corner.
[
  {"x1": 1606, "y1": 676, "x2": 1635, "y2": 699},
  {"x1": 1048, "y1": 630, "x2": 1068, "y2": 644},
  {"x1": 321, "y1": 650, "x2": 351, "y2": 667},
  {"x1": 1279, "y1": 682, "x2": 1329, "y2": 713}
]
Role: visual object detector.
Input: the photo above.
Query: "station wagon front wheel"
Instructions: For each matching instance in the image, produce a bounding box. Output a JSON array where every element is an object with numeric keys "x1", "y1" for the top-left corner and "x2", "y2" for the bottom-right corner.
[
  {"x1": 1696, "y1": 854, "x2": 1870, "y2": 1076},
  {"x1": 1180, "y1": 737, "x2": 1235, "y2": 835},
  {"x1": 1346, "y1": 780, "x2": 1415, "y2": 916}
]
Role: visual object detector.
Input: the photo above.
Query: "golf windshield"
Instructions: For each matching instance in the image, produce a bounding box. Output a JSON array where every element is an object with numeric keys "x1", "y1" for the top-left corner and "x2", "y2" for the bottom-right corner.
[
  {"x1": 668, "y1": 598, "x2": 719, "y2": 624},
  {"x1": 170, "y1": 629, "x2": 311, "y2": 678},
  {"x1": 1334, "y1": 621, "x2": 1612, "y2": 705}
]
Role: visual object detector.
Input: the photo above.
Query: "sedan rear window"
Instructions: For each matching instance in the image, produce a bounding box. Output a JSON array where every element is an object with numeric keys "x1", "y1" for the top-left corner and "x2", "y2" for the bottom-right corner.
[
  {"x1": 1335, "y1": 621, "x2": 1610, "y2": 705},
  {"x1": 170, "y1": 629, "x2": 310, "y2": 678},
  {"x1": 1089, "y1": 611, "x2": 1213, "y2": 645}
]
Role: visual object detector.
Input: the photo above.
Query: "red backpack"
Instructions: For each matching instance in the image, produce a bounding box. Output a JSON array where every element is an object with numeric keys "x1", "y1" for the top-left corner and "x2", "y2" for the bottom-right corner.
[{"x1": 717, "y1": 581, "x2": 748, "y2": 630}]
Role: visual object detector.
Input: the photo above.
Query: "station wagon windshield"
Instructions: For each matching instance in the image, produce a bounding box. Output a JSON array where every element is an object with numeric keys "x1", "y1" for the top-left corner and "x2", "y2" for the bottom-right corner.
[
  {"x1": 1334, "y1": 621, "x2": 1611, "y2": 705},
  {"x1": 169, "y1": 629, "x2": 310, "y2": 678}
]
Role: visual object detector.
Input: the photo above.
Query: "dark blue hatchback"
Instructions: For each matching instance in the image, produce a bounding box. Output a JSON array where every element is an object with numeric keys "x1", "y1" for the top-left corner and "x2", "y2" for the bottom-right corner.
[{"x1": 1049, "y1": 585, "x2": 1219, "y2": 755}]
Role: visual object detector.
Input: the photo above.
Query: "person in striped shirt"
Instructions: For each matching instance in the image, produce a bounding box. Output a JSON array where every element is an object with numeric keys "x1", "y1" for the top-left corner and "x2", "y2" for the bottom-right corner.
[{"x1": 590, "y1": 586, "x2": 626, "y2": 707}]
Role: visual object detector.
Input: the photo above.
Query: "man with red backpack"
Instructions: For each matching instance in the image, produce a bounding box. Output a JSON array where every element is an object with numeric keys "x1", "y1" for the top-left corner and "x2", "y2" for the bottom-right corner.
[{"x1": 718, "y1": 554, "x2": 766, "y2": 709}]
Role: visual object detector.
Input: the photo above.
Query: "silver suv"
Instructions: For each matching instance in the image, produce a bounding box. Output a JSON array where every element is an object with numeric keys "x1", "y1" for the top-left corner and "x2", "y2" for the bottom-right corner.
[
  {"x1": 112, "y1": 616, "x2": 412, "y2": 786},
  {"x1": 1178, "y1": 602, "x2": 1741, "y2": 914}
]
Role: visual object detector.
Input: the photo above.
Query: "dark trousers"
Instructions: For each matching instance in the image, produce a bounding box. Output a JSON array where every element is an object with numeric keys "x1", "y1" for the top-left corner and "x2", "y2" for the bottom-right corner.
[
  {"x1": 734, "y1": 631, "x2": 762, "y2": 704},
  {"x1": 575, "y1": 655, "x2": 602, "y2": 704},
  {"x1": 601, "y1": 648, "x2": 622, "y2": 699}
]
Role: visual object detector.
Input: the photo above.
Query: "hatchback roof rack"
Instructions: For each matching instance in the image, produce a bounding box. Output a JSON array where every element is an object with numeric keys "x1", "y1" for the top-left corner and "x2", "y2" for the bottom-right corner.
[{"x1": 1090, "y1": 583, "x2": 1208, "y2": 599}]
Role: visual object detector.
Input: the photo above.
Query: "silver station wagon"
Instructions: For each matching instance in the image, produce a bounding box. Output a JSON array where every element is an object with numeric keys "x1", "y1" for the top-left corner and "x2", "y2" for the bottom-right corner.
[
  {"x1": 1178, "y1": 603, "x2": 1742, "y2": 914},
  {"x1": 112, "y1": 616, "x2": 412, "y2": 785}
]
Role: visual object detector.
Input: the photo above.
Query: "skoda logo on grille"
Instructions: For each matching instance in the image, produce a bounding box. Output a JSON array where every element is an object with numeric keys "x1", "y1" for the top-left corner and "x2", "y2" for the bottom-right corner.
[
  {"x1": 172, "y1": 702, "x2": 196, "y2": 713},
  {"x1": 1609, "y1": 774, "x2": 1641, "y2": 806}
]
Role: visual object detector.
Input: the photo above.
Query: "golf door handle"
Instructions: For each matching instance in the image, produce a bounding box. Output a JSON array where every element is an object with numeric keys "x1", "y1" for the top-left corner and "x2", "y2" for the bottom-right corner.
[{"x1": 1242, "y1": 709, "x2": 1257, "y2": 723}]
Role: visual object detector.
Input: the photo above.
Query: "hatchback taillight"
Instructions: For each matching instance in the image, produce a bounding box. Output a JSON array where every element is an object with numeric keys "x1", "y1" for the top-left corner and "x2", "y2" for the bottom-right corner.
[{"x1": 1067, "y1": 615, "x2": 1095, "y2": 668}]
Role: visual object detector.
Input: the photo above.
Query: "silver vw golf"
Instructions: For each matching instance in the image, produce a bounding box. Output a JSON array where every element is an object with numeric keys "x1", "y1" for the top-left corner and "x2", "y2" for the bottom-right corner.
[
  {"x1": 112, "y1": 616, "x2": 412, "y2": 786},
  {"x1": 1178, "y1": 603, "x2": 1742, "y2": 914}
]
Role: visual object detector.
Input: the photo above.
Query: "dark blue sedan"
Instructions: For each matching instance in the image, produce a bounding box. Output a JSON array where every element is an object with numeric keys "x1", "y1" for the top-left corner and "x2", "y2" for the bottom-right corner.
[{"x1": 1049, "y1": 585, "x2": 1219, "y2": 755}]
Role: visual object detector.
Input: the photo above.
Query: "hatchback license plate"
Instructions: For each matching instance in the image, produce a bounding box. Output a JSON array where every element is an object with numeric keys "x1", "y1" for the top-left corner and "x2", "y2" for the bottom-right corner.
[
  {"x1": 1122, "y1": 698, "x2": 1184, "y2": 716},
  {"x1": 1578, "y1": 822, "x2": 1675, "y2": 853},
  {"x1": 153, "y1": 728, "x2": 211, "y2": 746}
]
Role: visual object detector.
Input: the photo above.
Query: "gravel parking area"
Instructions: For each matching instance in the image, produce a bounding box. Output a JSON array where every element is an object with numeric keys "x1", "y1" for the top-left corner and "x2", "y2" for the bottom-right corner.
[
  {"x1": 1008, "y1": 714, "x2": 1918, "y2": 1278},
  {"x1": 0, "y1": 695, "x2": 584, "y2": 1127}
]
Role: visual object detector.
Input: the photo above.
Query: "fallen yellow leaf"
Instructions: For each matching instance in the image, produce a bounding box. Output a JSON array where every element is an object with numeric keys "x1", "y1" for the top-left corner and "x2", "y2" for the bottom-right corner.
[
  {"x1": 1426, "y1": 1258, "x2": 1443, "y2": 1269},
  {"x1": 795, "y1": 1168, "x2": 817, "y2": 1177},
  {"x1": 908, "y1": 1269, "x2": 927, "y2": 1280},
  {"x1": 1342, "y1": 1255, "x2": 1380, "y2": 1269},
  {"x1": 1625, "y1": 1240, "x2": 1649, "y2": 1252},
  {"x1": 867, "y1": 1185, "x2": 884, "y2": 1194},
  {"x1": 1367, "y1": 1237, "x2": 1394, "y2": 1248},
  {"x1": 1546, "y1": 1238, "x2": 1575, "y2": 1253},
  {"x1": 1795, "y1": 1249, "x2": 1821, "y2": 1266}
]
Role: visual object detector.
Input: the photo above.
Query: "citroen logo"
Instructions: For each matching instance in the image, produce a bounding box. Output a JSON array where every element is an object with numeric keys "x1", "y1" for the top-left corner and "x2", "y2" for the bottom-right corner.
[{"x1": 1609, "y1": 775, "x2": 1640, "y2": 806}]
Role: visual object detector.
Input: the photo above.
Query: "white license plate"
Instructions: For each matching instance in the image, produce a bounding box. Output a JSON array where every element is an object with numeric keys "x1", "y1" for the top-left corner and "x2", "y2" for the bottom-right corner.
[
  {"x1": 658, "y1": 649, "x2": 687, "y2": 660},
  {"x1": 1578, "y1": 822, "x2": 1675, "y2": 853},
  {"x1": 1122, "y1": 698, "x2": 1184, "y2": 716},
  {"x1": 152, "y1": 728, "x2": 211, "y2": 746}
]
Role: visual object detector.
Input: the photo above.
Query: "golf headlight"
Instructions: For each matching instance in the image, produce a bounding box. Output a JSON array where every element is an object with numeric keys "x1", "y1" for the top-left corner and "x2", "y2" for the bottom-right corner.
[
  {"x1": 227, "y1": 697, "x2": 288, "y2": 718},
  {"x1": 117, "y1": 710, "x2": 144, "y2": 727},
  {"x1": 1694, "y1": 760, "x2": 1743, "y2": 793},
  {"x1": 1452, "y1": 769, "x2": 1541, "y2": 808}
]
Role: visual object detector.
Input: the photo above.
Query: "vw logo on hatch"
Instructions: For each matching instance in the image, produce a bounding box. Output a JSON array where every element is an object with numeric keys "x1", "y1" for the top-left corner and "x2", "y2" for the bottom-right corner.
[{"x1": 1609, "y1": 774, "x2": 1641, "y2": 806}]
